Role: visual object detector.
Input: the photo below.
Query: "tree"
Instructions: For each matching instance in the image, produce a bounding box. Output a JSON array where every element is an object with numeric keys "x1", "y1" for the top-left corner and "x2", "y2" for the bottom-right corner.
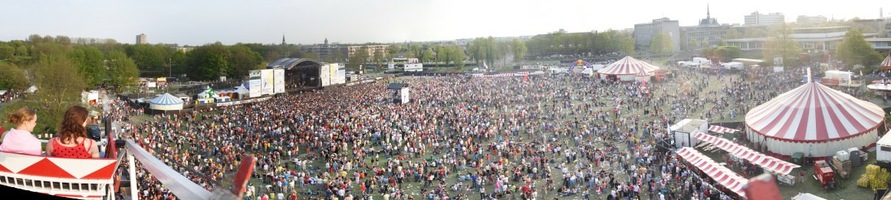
[
  {"x1": 347, "y1": 47, "x2": 369, "y2": 71},
  {"x1": 615, "y1": 32, "x2": 637, "y2": 56},
  {"x1": 126, "y1": 44, "x2": 172, "y2": 76},
  {"x1": 186, "y1": 44, "x2": 231, "y2": 81},
  {"x1": 434, "y1": 45, "x2": 447, "y2": 67},
  {"x1": 421, "y1": 48, "x2": 435, "y2": 63},
  {"x1": 511, "y1": 39, "x2": 527, "y2": 62},
  {"x1": 373, "y1": 49, "x2": 385, "y2": 66},
  {"x1": 649, "y1": 32, "x2": 674, "y2": 56},
  {"x1": 0, "y1": 43, "x2": 14, "y2": 61},
  {"x1": 30, "y1": 54, "x2": 87, "y2": 133},
  {"x1": 15, "y1": 45, "x2": 29, "y2": 57},
  {"x1": 702, "y1": 46, "x2": 741, "y2": 62},
  {"x1": 0, "y1": 63, "x2": 28, "y2": 90},
  {"x1": 763, "y1": 24, "x2": 802, "y2": 66},
  {"x1": 451, "y1": 45, "x2": 466, "y2": 67},
  {"x1": 836, "y1": 29, "x2": 884, "y2": 68},
  {"x1": 105, "y1": 51, "x2": 140, "y2": 91},
  {"x1": 68, "y1": 46, "x2": 106, "y2": 87},
  {"x1": 228, "y1": 45, "x2": 263, "y2": 79}
]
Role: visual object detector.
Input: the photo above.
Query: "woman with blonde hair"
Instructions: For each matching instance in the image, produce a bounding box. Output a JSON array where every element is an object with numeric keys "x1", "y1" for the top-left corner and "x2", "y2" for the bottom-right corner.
[
  {"x1": 0, "y1": 107, "x2": 41, "y2": 155},
  {"x1": 45, "y1": 105, "x2": 99, "y2": 158}
]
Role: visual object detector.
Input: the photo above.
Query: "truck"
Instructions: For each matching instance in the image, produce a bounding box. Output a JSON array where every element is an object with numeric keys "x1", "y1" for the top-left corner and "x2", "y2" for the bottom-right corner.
[
  {"x1": 813, "y1": 160, "x2": 836, "y2": 190},
  {"x1": 721, "y1": 62, "x2": 745, "y2": 70},
  {"x1": 878, "y1": 133, "x2": 891, "y2": 168}
]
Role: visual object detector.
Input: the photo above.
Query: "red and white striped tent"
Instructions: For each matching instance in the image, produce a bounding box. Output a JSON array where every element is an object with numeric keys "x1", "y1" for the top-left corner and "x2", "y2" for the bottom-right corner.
[
  {"x1": 695, "y1": 132, "x2": 799, "y2": 175},
  {"x1": 881, "y1": 54, "x2": 891, "y2": 70},
  {"x1": 598, "y1": 56, "x2": 660, "y2": 75},
  {"x1": 676, "y1": 147, "x2": 747, "y2": 198},
  {"x1": 745, "y1": 82, "x2": 885, "y2": 157},
  {"x1": 708, "y1": 125, "x2": 739, "y2": 134}
]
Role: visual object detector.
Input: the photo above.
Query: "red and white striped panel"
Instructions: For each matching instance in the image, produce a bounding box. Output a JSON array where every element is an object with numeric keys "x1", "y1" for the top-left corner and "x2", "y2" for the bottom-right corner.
[
  {"x1": 0, "y1": 152, "x2": 117, "y2": 199},
  {"x1": 675, "y1": 147, "x2": 747, "y2": 197},
  {"x1": 708, "y1": 125, "x2": 739, "y2": 134},
  {"x1": 0, "y1": 153, "x2": 117, "y2": 179},
  {"x1": 598, "y1": 56, "x2": 660, "y2": 75},
  {"x1": 693, "y1": 132, "x2": 799, "y2": 175},
  {"x1": 476, "y1": 73, "x2": 516, "y2": 78},
  {"x1": 745, "y1": 82, "x2": 885, "y2": 141},
  {"x1": 882, "y1": 55, "x2": 891, "y2": 68}
]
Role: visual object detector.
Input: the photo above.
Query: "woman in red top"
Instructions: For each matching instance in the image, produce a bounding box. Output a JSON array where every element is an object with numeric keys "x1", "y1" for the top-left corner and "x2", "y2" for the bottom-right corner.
[{"x1": 45, "y1": 106, "x2": 99, "y2": 158}]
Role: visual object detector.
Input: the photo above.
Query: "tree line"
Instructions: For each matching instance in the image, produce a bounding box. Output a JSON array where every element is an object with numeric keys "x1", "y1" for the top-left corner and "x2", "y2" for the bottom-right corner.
[{"x1": 524, "y1": 30, "x2": 635, "y2": 59}]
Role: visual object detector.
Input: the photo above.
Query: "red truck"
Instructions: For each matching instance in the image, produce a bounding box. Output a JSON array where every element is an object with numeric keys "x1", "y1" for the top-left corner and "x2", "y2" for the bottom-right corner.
[{"x1": 813, "y1": 160, "x2": 836, "y2": 190}]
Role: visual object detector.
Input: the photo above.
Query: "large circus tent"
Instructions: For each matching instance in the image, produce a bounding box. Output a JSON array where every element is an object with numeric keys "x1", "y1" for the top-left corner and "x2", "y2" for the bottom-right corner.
[
  {"x1": 597, "y1": 56, "x2": 661, "y2": 81},
  {"x1": 744, "y1": 81, "x2": 885, "y2": 158},
  {"x1": 148, "y1": 93, "x2": 184, "y2": 112}
]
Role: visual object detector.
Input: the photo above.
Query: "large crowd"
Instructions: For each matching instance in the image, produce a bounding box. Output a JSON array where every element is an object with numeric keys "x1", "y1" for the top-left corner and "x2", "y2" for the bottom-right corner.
[{"x1": 101, "y1": 66, "x2": 826, "y2": 200}]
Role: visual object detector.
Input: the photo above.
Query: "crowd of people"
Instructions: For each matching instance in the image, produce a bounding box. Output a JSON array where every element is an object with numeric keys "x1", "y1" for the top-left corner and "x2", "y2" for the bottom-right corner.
[
  {"x1": 6, "y1": 58, "x2": 883, "y2": 200},
  {"x1": 0, "y1": 64, "x2": 837, "y2": 199},
  {"x1": 88, "y1": 65, "x2": 826, "y2": 200}
]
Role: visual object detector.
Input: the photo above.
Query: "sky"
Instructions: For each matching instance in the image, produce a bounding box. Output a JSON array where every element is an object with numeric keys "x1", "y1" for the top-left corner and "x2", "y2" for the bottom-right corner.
[{"x1": 1, "y1": 0, "x2": 889, "y2": 45}]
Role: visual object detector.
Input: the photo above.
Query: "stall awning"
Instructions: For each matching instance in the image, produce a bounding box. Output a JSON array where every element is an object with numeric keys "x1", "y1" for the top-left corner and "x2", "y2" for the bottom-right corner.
[
  {"x1": 694, "y1": 132, "x2": 800, "y2": 175},
  {"x1": 676, "y1": 147, "x2": 748, "y2": 198},
  {"x1": 708, "y1": 125, "x2": 739, "y2": 134}
]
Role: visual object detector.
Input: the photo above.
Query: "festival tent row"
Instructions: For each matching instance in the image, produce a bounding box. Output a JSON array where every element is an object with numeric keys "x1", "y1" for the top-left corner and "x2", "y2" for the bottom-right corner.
[
  {"x1": 745, "y1": 80, "x2": 885, "y2": 158},
  {"x1": 694, "y1": 132, "x2": 799, "y2": 175},
  {"x1": 676, "y1": 147, "x2": 748, "y2": 198},
  {"x1": 597, "y1": 56, "x2": 660, "y2": 81}
]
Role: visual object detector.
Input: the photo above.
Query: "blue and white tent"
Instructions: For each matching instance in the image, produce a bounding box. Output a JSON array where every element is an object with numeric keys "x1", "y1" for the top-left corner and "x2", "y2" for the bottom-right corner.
[{"x1": 148, "y1": 93, "x2": 184, "y2": 111}]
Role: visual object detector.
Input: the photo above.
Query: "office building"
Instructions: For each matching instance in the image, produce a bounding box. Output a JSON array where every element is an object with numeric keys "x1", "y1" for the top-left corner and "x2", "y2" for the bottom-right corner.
[
  {"x1": 136, "y1": 33, "x2": 147, "y2": 44},
  {"x1": 744, "y1": 12, "x2": 785, "y2": 26},
  {"x1": 634, "y1": 17, "x2": 681, "y2": 52}
]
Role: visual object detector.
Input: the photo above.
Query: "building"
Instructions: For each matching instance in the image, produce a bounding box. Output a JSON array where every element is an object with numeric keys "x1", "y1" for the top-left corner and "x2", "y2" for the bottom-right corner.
[
  {"x1": 724, "y1": 26, "x2": 879, "y2": 52},
  {"x1": 347, "y1": 44, "x2": 389, "y2": 58},
  {"x1": 853, "y1": 18, "x2": 889, "y2": 37},
  {"x1": 301, "y1": 38, "x2": 349, "y2": 62},
  {"x1": 634, "y1": 17, "x2": 681, "y2": 52},
  {"x1": 867, "y1": 38, "x2": 891, "y2": 51},
  {"x1": 136, "y1": 33, "x2": 147, "y2": 44},
  {"x1": 680, "y1": 5, "x2": 730, "y2": 50},
  {"x1": 796, "y1": 15, "x2": 828, "y2": 25},
  {"x1": 744, "y1": 12, "x2": 785, "y2": 26}
]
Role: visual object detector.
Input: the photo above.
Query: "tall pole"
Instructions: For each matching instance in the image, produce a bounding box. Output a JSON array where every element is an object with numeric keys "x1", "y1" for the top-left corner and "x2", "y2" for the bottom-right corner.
[{"x1": 167, "y1": 58, "x2": 171, "y2": 93}]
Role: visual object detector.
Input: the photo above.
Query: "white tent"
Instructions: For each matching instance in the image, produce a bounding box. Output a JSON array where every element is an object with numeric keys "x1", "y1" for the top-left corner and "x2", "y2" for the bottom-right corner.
[
  {"x1": 791, "y1": 193, "x2": 826, "y2": 200},
  {"x1": 148, "y1": 93, "x2": 184, "y2": 111}
]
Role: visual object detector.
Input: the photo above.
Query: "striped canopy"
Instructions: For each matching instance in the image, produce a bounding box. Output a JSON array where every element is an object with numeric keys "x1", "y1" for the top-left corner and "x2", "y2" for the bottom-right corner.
[
  {"x1": 598, "y1": 56, "x2": 660, "y2": 75},
  {"x1": 882, "y1": 54, "x2": 891, "y2": 70},
  {"x1": 676, "y1": 147, "x2": 747, "y2": 197},
  {"x1": 149, "y1": 93, "x2": 184, "y2": 105},
  {"x1": 694, "y1": 132, "x2": 799, "y2": 175},
  {"x1": 745, "y1": 82, "x2": 884, "y2": 142}
]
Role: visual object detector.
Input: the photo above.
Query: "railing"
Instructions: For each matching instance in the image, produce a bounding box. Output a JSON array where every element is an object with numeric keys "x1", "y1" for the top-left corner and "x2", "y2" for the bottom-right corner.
[{"x1": 0, "y1": 136, "x2": 255, "y2": 200}]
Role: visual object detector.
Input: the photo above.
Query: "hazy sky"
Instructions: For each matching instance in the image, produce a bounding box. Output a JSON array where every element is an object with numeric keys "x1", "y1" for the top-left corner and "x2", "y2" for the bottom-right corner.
[{"x1": 1, "y1": 0, "x2": 889, "y2": 45}]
